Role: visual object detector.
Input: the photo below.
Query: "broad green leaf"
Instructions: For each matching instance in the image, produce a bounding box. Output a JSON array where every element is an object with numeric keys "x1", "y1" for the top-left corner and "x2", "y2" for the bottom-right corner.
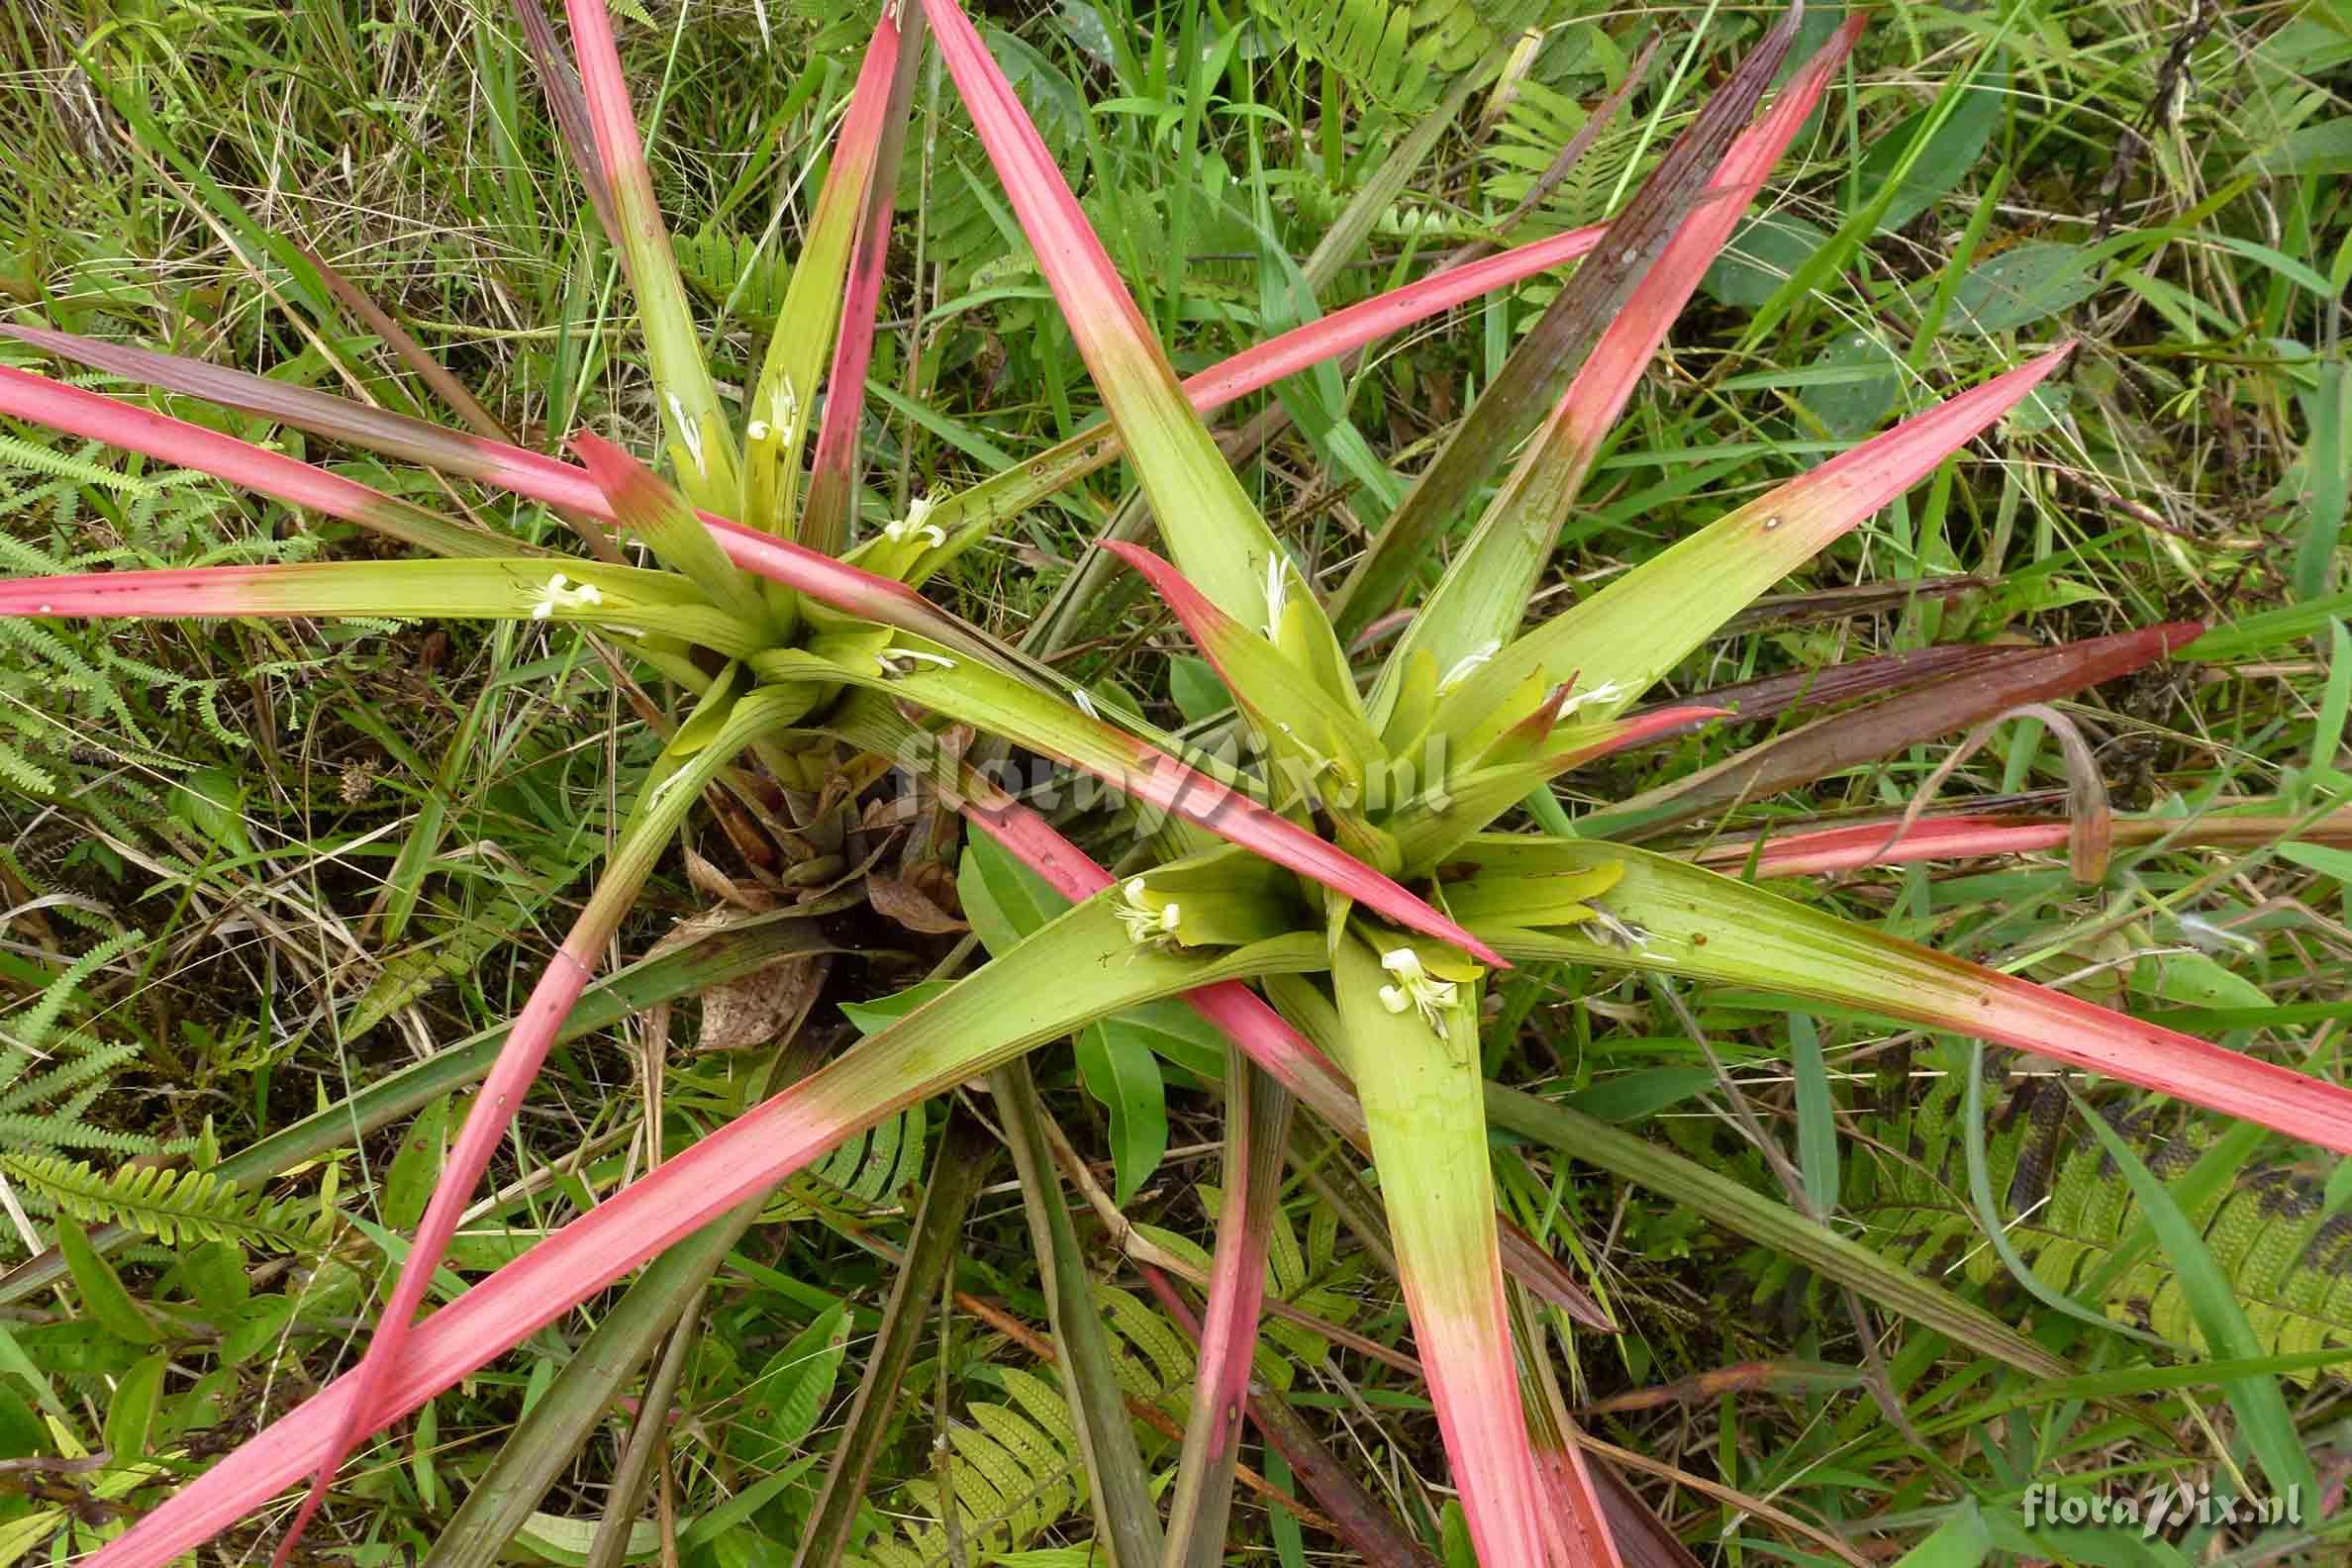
[
  {"x1": 1075, "y1": 1022, "x2": 1169, "y2": 1204},
  {"x1": 383, "y1": 1095, "x2": 449, "y2": 1233},
  {"x1": 101, "y1": 1354, "x2": 167, "y2": 1473},
  {"x1": 1853, "y1": 63, "x2": 2006, "y2": 233},
  {"x1": 1943, "y1": 244, "x2": 2102, "y2": 335},
  {"x1": 1887, "y1": 1506, "x2": 1991, "y2": 1568},
  {"x1": 56, "y1": 1217, "x2": 155, "y2": 1346}
]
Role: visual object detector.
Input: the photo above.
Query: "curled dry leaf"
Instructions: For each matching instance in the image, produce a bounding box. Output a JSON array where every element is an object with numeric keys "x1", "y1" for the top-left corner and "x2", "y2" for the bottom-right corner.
[
  {"x1": 698, "y1": 951, "x2": 833, "y2": 1052},
  {"x1": 685, "y1": 844, "x2": 778, "y2": 912},
  {"x1": 866, "y1": 869, "x2": 968, "y2": 934}
]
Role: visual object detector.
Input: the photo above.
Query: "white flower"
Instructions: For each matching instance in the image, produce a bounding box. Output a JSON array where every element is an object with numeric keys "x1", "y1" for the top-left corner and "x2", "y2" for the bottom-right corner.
[
  {"x1": 1557, "y1": 679, "x2": 1628, "y2": 717},
  {"x1": 1376, "y1": 947, "x2": 1459, "y2": 1034},
  {"x1": 1115, "y1": 877, "x2": 1181, "y2": 945},
  {"x1": 746, "y1": 418, "x2": 772, "y2": 441},
  {"x1": 884, "y1": 496, "x2": 946, "y2": 547},
  {"x1": 1072, "y1": 688, "x2": 1100, "y2": 721},
  {"x1": 1436, "y1": 640, "x2": 1500, "y2": 695},
  {"x1": 531, "y1": 572, "x2": 605, "y2": 620},
  {"x1": 874, "y1": 647, "x2": 957, "y2": 678},
  {"x1": 1262, "y1": 553, "x2": 1290, "y2": 637},
  {"x1": 667, "y1": 394, "x2": 707, "y2": 475}
]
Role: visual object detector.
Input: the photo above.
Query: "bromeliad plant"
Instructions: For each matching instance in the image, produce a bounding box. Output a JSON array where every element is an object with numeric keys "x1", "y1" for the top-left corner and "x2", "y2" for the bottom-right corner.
[{"x1": 15, "y1": 3, "x2": 2352, "y2": 1566}]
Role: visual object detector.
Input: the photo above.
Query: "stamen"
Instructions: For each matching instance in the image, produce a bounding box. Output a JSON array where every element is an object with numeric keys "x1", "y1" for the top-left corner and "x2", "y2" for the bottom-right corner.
[{"x1": 1376, "y1": 947, "x2": 1459, "y2": 1034}]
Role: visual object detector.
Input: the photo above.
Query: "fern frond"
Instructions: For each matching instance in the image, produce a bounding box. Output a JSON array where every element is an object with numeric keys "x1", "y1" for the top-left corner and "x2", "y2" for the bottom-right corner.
[
  {"x1": 2, "y1": 1153, "x2": 332, "y2": 1251},
  {"x1": 0, "y1": 433, "x2": 160, "y2": 497},
  {"x1": 5, "y1": 929, "x2": 144, "y2": 1055}
]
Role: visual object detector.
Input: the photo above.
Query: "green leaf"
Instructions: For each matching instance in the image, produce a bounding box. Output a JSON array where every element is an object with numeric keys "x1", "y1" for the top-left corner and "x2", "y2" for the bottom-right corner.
[
  {"x1": 1853, "y1": 64, "x2": 2006, "y2": 233},
  {"x1": 383, "y1": 1095, "x2": 448, "y2": 1233},
  {"x1": 1790, "y1": 1014, "x2": 1838, "y2": 1215},
  {"x1": 56, "y1": 1216, "x2": 156, "y2": 1346},
  {"x1": 1169, "y1": 654, "x2": 1232, "y2": 725},
  {"x1": 1889, "y1": 1504, "x2": 1991, "y2": 1568},
  {"x1": 1703, "y1": 215, "x2": 1832, "y2": 309},
  {"x1": 1943, "y1": 244, "x2": 2102, "y2": 335},
  {"x1": 1075, "y1": 1022, "x2": 1169, "y2": 1205},
  {"x1": 102, "y1": 1352, "x2": 167, "y2": 1468}
]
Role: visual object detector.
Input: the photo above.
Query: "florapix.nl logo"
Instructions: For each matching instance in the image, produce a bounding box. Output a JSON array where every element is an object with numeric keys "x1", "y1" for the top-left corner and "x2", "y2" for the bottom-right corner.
[{"x1": 2022, "y1": 1480, "x2": 2303, "y2": 1540}]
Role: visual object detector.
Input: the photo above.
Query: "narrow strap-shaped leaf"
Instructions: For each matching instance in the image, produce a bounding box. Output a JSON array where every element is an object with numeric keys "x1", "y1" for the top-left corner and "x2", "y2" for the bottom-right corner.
[
  {"x1": 1581, "y1": 622, "x2": 2201, "y2": 839},
  {"x1": 833, "y1": 691, "x2": 1608, "y2": 1332},
  {"x1": 1328, "y1": 934, "x2": 1569, "y2": 1567},
  {"x1": 506, "y1": 0, "x2": 622, "y2": 244},
  {"x1": 562, "y1": 0, "x2": 738, "y2": 514},
  {"x1": 4, "y1": 324, "x2": 610, "y2": 515},
  {"x1": 267, "y1": 683, "x2": 813, "y2": 1563},
  {"x1": 568, "y1": 431, "x2": 773, "y2": 626},
  {"x1": 0, "y1": 557, "x2": 765, "y2": 656},
  {"x1": 764, "y1": 641, "x2": 1502, "y2": 963},
  {"x1": 1445, "y1": 347, "x2": 2075, "y2": 745},
  {"x1": 85, "y1": 905, "x2": 1325, "y2": 1568},
  {"x1": 1463, "y1": 838, "x2": 2352, "y2": 1154},
  {"x1": 1385, "y1": 18, "x2": 1866, "y2": 696},
  {"x1": 1686, "y1": 809, "x2": 2352, "y2": 879},
  {"x1": 0, "y1": 364, "x2": 516, "y2": 559},
  {"x1": 1159, "y1": 1061, "x2": 1293, "y2": 1568},
  {"x1": 755, "y1": 7, "x2": 921, "y2": 547},
  {"x1": 1328, "y1": 9, "x2": 1805, "y2": 638},
  {"x1": 916, "y1": 0, "x2": 1314, "y2": 647}
]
